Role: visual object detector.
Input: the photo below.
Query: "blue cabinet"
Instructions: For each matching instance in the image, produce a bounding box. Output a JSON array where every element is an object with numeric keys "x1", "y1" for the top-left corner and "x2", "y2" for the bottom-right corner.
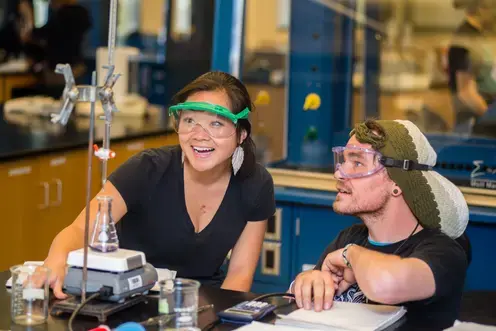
[
  {"x1": 464, "y1": 207, "x2": 496, "y2": 291},
  {"x1": 294, "y1": 206, "x2": 358, "y2": 276},
  {"x1": 252, "y1": 203, "x2": 294, "y2": 293}
]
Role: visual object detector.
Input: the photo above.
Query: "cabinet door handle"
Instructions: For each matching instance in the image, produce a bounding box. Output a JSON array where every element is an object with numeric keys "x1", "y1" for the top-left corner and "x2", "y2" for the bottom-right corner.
[
  {"x1": 38, "y1": 182, "x2": 49, "y2": 209},
  {"x1": 295, "y1": 217, "x2": 300, "y2": 236},
  {"x1": 50, "y1": 178, "x2": 63, "y2": 206}
]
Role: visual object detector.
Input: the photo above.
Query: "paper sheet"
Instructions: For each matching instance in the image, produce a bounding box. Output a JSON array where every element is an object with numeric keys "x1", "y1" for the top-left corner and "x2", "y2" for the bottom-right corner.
[{"x1": 234, "y1": 321, "x2": 312, "y2": 331}]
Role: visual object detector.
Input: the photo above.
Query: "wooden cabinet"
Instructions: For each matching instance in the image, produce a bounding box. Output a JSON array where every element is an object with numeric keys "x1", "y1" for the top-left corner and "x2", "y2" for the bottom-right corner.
[
  {"x1": 144, "y1": 134, "x2": 178, "y2": 149},
  {"x1": 107, "y1": 134, "x2": 178, "y2": 175},
  {"x1": 0, "y1": 159, "x2": 37, "y2": 270},
  {"x1": 28, "y1": 150, "x2": 88, "y2": 260},
  {"x1": 0, "y1": 133, "x2": 178, "y2": 270}
]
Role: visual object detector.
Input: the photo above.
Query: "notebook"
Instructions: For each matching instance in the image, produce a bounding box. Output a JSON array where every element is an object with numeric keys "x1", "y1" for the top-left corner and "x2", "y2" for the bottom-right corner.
[
  {"x1": 274, "y1": 301, "x2": 406, "y2": 331},
  {"x1": 444, "y1": 321, "x2": 496, "y2": 330}
]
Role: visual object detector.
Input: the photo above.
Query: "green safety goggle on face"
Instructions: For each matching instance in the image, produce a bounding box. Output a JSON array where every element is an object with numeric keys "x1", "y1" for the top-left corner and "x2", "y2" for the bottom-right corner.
[{"x1": 168, "y1": 102, "x2": 250, "y2": 124}]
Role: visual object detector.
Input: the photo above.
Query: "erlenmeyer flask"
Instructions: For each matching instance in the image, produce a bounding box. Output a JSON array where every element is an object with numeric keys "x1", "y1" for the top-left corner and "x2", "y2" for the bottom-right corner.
[{"x1": 90, "y1": 195, "x2": 119, "y2": 252}]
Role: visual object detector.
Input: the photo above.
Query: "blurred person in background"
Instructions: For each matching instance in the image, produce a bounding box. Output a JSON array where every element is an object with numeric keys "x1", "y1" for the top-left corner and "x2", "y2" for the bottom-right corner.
[
  {"x1": 448, "y1": 0, "x2": 496, "y2": 133},
  {"x1": 14, "y1": 0, "x2": 91, "y2": 98},
  {"x1": 0, "y1": 0, "x2": 34, "y2": 62}
]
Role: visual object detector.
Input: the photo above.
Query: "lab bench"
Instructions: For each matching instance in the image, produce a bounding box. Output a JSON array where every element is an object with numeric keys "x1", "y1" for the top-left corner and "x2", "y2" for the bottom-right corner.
[
  {"x1": 0, "y1": 109, "x2": 178, "y2": 270},
  {"x1": 252, "y1": 185, "x2": 496, "y2": 293}
]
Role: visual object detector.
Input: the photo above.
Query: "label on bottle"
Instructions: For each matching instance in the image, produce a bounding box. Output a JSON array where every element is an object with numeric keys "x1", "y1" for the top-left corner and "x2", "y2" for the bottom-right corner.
[{"x1": 128, "y1": 275, "x2": 143, "y2": 290}]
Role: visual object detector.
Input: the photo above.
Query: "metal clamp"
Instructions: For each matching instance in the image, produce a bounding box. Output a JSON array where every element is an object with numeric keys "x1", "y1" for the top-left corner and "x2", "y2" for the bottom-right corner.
[
  {"x1": 403, "y1": 160, "x2": 410, "y2": 170},
  {"x1": 50, "y1": 63, "x2": 120, "y2": 126}
]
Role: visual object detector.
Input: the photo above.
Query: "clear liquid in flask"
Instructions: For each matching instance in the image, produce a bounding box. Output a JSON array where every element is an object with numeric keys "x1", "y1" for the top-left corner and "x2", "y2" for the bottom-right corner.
[{"x1": 90, "y1": 195, "x2": 119, "y2": 252}]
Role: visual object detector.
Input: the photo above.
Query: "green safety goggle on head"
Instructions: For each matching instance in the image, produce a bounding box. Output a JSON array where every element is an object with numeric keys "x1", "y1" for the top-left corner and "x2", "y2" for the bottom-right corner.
[{"x1": 168, "y1": 102, "x2": 250, "y2": 124}]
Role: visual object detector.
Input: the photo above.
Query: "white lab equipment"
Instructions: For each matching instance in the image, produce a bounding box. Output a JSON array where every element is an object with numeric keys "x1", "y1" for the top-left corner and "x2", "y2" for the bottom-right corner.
[{"x1": 76, "y1": 46, "x2": 148, "y2": 117}]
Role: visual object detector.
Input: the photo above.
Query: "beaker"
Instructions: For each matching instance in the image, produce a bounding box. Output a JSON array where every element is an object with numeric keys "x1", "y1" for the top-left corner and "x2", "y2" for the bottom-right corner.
[
  {"x1": 159, "y1": 278, "x2": 201, "y2": 331},
  {"x1": 90, "y1": 195, "x2": 119, "y2": 252},
  {"x1": 10, "y1": 264, "x2": 50, "y2": 325}
]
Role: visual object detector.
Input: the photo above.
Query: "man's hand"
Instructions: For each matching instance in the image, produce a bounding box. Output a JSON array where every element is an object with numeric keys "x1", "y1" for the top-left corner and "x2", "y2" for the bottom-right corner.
[
  {"x1": 322, "y1": 248, "x2": 357, "y2": 296},
  {"x1": 292, "y1": 270, "x2": 336, "y2": 312}
]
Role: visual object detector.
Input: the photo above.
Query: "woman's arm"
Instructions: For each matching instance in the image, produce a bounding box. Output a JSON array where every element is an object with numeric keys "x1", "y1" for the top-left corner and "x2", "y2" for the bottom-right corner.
[{"x1": 221, "y1": 220, "x2": 267, "y2": 292}]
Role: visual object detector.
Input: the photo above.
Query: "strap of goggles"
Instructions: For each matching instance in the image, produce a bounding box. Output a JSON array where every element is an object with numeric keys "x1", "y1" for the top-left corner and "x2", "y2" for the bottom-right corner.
[{"x1": 380, "y1": 157, "x2": 433, "y2": 171}]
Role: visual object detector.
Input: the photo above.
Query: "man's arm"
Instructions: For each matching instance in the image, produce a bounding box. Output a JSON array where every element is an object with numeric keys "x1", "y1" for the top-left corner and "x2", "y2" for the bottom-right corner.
[
  {"x1": 456, "y1": 71, "x2": 488, "y2": 115},
  {"x1": 289, "y1": 227, "x2": 363, "y2": 311},
  {"x1": 344, "y1": 245, "x2": 435, "y2": 304},
  {"x1": 327, "y1": 237, "x2": 468, "y2": 305}
]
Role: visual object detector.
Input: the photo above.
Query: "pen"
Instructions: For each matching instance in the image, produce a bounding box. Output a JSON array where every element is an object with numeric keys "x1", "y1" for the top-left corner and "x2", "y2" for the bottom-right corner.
[{"x1": 140, "y1": 304, "x2": 214, "y2": 326}]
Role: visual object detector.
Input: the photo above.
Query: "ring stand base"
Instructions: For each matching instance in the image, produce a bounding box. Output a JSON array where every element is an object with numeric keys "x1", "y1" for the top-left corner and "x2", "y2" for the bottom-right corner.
[{"x1": 50, "y1": 295, "x2": 148, "y2": 323}]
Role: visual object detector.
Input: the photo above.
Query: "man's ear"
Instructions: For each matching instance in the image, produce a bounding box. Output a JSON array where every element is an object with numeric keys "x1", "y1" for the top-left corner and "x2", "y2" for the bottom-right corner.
[
  {"x1": 392, "y1": 185, "x2": 402, "y2": 197},
  {"x1": 239, "y1": 129, "x2": 248, "y2": 145}
]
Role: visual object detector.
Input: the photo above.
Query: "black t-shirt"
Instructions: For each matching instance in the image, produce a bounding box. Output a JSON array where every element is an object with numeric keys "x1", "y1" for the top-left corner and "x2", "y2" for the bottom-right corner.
[
  {"x1": 108, "y1": 145, "x2": 276, "y2": 286},
  {"x1": 314, "y1": 224, "x2": 468, "y2": 329},
  {"x1": 448, "y1": 21, "x2": 482, "y2": 93}
]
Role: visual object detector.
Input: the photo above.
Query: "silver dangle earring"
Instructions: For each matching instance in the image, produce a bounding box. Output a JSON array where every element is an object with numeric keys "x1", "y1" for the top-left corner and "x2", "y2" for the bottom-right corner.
[
  {"x1": 181, "y1": 152, "x2": 185, "y2": 164},
  {"x1": 232, "y1": 146, "x2": 244, "y2": 175}
]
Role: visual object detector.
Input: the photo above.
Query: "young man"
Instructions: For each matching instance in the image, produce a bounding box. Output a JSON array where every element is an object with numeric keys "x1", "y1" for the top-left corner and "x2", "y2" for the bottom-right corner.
[{"x1": 290, "y1": 119, "x2": 470, "y2": 329}]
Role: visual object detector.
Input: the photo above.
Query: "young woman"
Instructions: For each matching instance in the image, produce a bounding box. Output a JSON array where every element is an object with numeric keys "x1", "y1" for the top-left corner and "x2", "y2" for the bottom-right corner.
[{"x1": 43, "y1": 71, "x2": 275, "y2": 298}]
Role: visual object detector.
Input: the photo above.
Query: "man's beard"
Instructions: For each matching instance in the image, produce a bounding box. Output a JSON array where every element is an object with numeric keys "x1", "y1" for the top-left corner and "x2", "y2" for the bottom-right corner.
[{"x1": 333, "y1": 189, "x2": 390, "y2": 221}]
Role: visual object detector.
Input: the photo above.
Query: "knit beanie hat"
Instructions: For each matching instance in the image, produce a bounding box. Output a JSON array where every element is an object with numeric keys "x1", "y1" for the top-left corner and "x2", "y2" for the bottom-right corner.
[{"x1": 351, "y1": 119, "x2": 469, "y2": 239}]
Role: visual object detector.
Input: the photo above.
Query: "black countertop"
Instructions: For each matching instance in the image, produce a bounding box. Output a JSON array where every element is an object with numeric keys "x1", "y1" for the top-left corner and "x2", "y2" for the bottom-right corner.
[
  {"x1": 0, "y1": 107, "x2": 174, "y2": 162},
  {"x1": 0, "y1": 271, "x2": 495, "y2": 330},
  {"x1": 0, "y1": 270, "x2": 262, "y2": 331}
]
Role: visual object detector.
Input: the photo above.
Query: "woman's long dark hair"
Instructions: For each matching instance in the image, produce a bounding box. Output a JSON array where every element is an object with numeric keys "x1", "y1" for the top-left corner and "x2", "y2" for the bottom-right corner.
[{"x1": 170, "y1": 71, "x2": 257, "y2": 179}]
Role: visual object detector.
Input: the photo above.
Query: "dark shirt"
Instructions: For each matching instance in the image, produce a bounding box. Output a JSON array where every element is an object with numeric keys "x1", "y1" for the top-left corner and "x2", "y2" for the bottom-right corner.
[
  {"x1": 108, "y1": 145, "x2": 276, "y2": 287},
  {"x1": 448, "y1": 20, "x2": 482, "y2": 93},
  {"x1": 25, "y1": 4, "x2": 91, "y2": 69},
  {"x1": 314, "y1": 224, "x2": 468, "y2": 330}
]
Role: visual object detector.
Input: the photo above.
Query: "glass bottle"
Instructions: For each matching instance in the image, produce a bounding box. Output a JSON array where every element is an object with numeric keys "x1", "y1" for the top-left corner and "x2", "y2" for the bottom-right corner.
[{"x1": 90, "y1": 195, "x2": 119, "y2": 252}]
